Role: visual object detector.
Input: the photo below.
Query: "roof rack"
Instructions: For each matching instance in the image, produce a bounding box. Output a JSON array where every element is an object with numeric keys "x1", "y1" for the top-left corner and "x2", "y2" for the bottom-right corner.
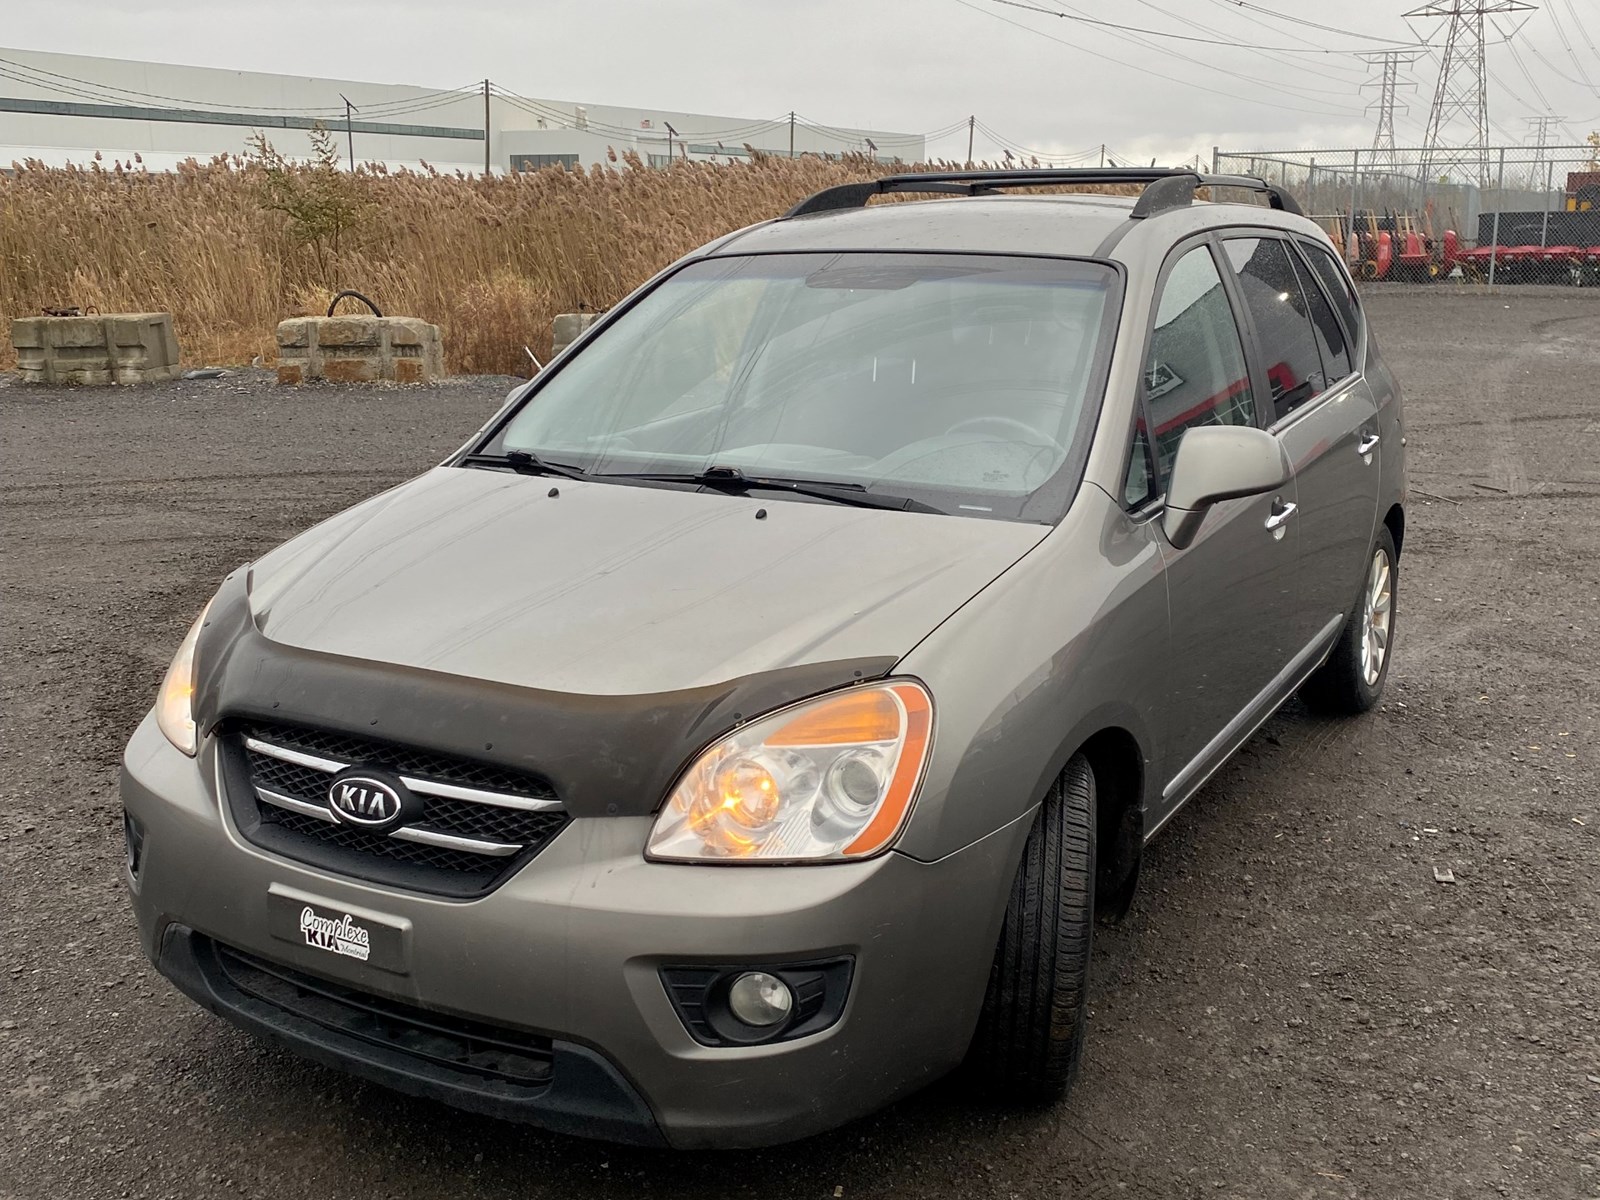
[{"x1": 783, "y1": 168, "x2": 1304, "y2": 220}]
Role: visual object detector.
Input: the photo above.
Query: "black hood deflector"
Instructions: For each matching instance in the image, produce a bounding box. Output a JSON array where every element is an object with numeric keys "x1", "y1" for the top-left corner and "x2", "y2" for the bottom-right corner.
[{"x1": 194, "y1": 571, "x2": 895, "y2": 818}]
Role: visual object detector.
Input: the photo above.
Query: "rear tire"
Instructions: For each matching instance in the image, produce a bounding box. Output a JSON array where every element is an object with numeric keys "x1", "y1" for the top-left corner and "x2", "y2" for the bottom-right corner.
[
  {"x1": 1300, "y1": 525, "x2": 1398, "y2": 715},
  {"x1": 970, "y1": 754, "x2": 1095, "y2": 1101}
]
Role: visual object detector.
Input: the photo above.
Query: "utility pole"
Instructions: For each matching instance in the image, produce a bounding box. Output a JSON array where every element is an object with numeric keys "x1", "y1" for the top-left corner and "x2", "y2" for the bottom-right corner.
[
  {"x1": 789, "y1": 111, "x2": 795, "y2": 158},
  {"x1": 1360, "y1": 50, "x2": 1420, "y2": 174},
  {"x1": 966, "y1": 115, "x2": 975, "y2": 166},
  {"x1": 340, "y1": 94, "x2": 357, "y2": 170},
  {"x1": 1408, "y1": 2, "x2": 1537, "y2": 186},
  {"x1": 483, "y1": 79, "x2": 491, "y2": 175}
]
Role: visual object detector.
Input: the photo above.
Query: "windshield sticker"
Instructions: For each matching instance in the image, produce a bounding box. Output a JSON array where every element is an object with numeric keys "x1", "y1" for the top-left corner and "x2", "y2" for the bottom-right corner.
[{"x1": 300, "y1": 906, "x2": 371, "y2": 962}]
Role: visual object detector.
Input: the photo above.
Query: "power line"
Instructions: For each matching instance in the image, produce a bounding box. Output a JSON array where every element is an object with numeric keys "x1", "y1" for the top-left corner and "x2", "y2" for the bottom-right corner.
[
  {"x1": 952, "y1": 0, "x2": 1368, "y2": 117},
  {"x1": 988, "y1": 0, "x2": 1419, "y2": 52},
  {"x1": 1200, "y1": 0, "x2": 1344, "y2": 52},
  {"x1": 1212, "y1": 1, "x2": 1430, "y2": 45},
  {"x1": 1558, "y1": 0, "x2": 1600, "y2": 66},
  {"x1": 1034, "y1": 0, "x2": 1370, "y2": 103},
  {"x1": 1129, "y1": 0, "x2": 1373, "y2": 88},
  {"x1": 1543, "y1": 0, "x2": 1600, "y2": 96},
  {"x1": 971, "y1": 119, "x2": 1102, "y2": 161},
  {"x1": 1504, "y1": 38, "x2": 1559, "y2": 110},
  {"x1": 1518, "y1": 35, "x2": 1600, "y2": 89},
  {"x1": 791, "y1": 113, "x2": 959, "y2": 145}
]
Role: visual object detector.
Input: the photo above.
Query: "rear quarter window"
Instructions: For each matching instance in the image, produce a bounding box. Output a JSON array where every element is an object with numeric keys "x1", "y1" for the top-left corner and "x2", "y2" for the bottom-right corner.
[{"x1": 1298, "y1": 240, "x2": 1364, "y2": 351}]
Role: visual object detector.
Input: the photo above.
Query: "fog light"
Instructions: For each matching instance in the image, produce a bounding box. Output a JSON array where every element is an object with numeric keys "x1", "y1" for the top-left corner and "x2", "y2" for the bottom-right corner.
[{"x1": 727, "y1": 971, "x2": 793, "y2": 1027}]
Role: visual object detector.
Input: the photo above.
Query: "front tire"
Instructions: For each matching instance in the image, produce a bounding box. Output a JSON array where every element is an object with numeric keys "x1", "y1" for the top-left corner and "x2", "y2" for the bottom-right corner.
[
  {"x1": 1300, "y1": 526, "x2": 1398, "y2": 714},
  {"x1": 970, "y1": 754, "x2": 1095, "y2": 1101}
]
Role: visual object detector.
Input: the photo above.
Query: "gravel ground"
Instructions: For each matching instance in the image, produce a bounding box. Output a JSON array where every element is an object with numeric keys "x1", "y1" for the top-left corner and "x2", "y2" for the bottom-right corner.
[{"x1": 2, "y1": 290, "x2": 1598, "y2": 1200}]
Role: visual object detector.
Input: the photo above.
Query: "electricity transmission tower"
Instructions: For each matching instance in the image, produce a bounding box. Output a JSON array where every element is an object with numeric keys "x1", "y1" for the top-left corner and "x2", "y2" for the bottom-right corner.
[
  {"x1": 1523, "y1": 113, "x2": 1566, "y2": 188},
  {"x1": 1407, "y1": 1, "x2": 1537, "y2": 185},
  {"x1": 1524, "y1": 113, "x2": 1563, "y2": 152},
  {"x1": 1361, "y1": 50, "x2": 1421, "y2": 172}
]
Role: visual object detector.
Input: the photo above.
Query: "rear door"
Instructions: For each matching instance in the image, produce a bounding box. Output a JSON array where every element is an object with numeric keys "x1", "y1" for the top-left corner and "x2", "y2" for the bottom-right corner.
[{"x1": 1218, "y1": 233, "x2": 1380, "y2": 658}]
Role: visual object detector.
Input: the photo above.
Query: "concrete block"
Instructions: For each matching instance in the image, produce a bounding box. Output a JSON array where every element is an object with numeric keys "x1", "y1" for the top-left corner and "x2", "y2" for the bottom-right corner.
[
  {"x1": 57, "y1": 317, "x2": 108, "y2": 348},
  {"x1": 316, "y1": 317, "x2": 379, "y2": 348},
  {"x1": 322, "y1": 357, "x2": 381, "y2": 384},
  {"x1": 275, "y1": 315, "x2": 444, "y2": 385},
  {"x1": 10, "y1": 313, "x2": 182, "y2": 385},
  {"x1": 552, "y1": 312, "x2": 602, "y2": 357},
  {"x1": 392, "y1": 358, "x2": 427, "y2": 384},
  {"x1": 384, "y1": 317, "x2": 431, "y2": 346}
]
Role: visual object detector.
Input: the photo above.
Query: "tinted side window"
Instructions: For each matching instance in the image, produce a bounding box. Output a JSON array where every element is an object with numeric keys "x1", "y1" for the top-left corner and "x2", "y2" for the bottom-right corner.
[
  {"x1": 1143, "y1": 245, "x2": 1258, "y2": 487},
  {"x1": 1298, "y1": 240, "x2": 1364, "y2": 350},
  {"x1": 1288, "y1": 249, "x2": 1352, "y2": 382},
  {"x1": 1221, "y1": 237, "x2": 1327, "y2": 422}
]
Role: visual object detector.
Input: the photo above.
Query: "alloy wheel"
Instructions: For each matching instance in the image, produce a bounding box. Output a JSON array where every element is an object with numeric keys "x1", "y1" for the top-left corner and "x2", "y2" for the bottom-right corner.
[{"x1": 1361, "y1": 548, "x2": 1393, "y2": 687}]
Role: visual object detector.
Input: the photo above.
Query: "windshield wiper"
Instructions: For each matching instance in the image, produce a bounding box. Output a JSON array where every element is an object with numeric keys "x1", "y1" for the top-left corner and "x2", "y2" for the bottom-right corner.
[
  {"x1": 599, "y1": 465, "x2": 943, "y2": 513},
  {"x1": 459, "y1": 450, "x2": 592, "y2": 481}
]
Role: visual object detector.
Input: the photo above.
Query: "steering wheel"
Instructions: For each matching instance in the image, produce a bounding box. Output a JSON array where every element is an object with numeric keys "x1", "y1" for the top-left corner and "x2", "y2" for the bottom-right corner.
[{"x1": 944, "y1": 415, "x2": 1067, "y2": 456}]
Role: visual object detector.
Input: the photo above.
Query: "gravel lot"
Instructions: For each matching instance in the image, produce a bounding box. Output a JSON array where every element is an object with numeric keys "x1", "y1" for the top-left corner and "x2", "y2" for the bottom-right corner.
[{"x1": 2, "y1": 289, "x2": 1598, "y2": 1200}]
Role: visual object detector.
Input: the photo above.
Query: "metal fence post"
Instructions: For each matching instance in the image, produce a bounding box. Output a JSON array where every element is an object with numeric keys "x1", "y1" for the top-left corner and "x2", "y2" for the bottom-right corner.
[
  {"x1": 1488, "y1": 147, "x2": 1505, "y2": 287},
  {"x1": 1347, "y1": 149, "x2": 1360, "y2": 262},
  {"x1": 1540, "y1": 158, "x2": 1553, "y2": 248},
  {"x1": 1212, "y1": 145, "x2": 1219, "y2": 174}
]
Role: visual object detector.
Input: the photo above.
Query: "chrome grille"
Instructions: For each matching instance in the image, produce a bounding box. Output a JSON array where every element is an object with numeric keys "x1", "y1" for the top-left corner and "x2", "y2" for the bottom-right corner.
[
  {"x1": 229, "y1": 721, "x2": 568, "y2": 897},
  {"x1": 239, "y1": 723, "x2": 561, "y2": 804}
]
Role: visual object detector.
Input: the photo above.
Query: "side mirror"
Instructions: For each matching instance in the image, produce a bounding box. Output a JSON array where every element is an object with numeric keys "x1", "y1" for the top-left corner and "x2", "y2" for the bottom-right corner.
[{"x1": 1161, "y1": 425, "x2": 1288, "y2": 550}]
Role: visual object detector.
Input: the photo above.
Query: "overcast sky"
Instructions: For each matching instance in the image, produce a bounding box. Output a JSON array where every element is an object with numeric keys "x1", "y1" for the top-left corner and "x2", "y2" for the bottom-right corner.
[{"x1": 7, "y1": 0, "x2": 1600, "y2": 164}]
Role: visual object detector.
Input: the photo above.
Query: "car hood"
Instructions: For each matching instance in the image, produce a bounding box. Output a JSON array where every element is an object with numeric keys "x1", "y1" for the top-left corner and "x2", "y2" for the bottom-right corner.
[{"x1": 248, "y1": 467, "x2": 1048, "y2": 695}]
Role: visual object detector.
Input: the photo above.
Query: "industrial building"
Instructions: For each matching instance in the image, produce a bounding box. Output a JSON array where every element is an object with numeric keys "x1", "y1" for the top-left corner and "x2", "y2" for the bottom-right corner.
[{"x1": 0, "y1": 47, "x2": 924, "y2": 173}]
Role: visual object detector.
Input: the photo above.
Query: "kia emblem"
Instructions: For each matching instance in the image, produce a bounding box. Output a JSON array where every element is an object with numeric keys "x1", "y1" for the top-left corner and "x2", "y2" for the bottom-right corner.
[{"x1": 325, "y1": 772, "x2": 412, "y2": 831}]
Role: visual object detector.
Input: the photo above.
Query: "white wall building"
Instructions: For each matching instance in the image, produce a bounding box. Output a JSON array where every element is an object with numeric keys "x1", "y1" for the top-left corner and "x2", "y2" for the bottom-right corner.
[{"x1": 0, "y1": 48, "x2": 924, "y2": 173}]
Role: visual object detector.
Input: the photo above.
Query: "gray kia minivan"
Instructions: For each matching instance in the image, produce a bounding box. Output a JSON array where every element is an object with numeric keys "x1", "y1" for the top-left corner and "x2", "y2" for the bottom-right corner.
[{"x1": 121, "y1": 168, "x2": 1406, "y2": 1148}]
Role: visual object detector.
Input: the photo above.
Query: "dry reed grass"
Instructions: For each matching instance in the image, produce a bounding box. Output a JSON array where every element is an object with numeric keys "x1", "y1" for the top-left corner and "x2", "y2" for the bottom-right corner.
[{"x1": 1, "y1": 152, "x2": 1134, "y2": 376}]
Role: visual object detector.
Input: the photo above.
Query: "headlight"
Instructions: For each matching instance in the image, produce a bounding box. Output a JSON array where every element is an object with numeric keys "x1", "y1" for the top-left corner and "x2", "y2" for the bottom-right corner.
[
  {"x1": 646, "y1": 681, "x2": 933, "y2": 863},
  {"x1": 154, "y1": 601, "x2": 212, "y2": 756}
]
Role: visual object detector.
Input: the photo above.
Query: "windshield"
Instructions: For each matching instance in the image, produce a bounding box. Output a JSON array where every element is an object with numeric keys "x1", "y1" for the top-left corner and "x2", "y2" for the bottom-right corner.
[{"x1": 490, "y1": 252, "x2": 1119, "y2": 520}]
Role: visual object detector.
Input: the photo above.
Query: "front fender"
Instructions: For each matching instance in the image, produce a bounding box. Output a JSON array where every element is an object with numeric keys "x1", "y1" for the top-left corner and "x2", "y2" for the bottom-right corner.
[{"x1": 892, "y1": 487, "x2": 1166, "y2": 863}]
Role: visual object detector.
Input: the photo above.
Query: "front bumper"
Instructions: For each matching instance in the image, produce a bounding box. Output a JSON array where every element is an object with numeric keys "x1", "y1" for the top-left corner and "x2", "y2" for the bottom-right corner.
[{"x1": 122, "y1": 713, "x2": 1029, "y2": 1148}]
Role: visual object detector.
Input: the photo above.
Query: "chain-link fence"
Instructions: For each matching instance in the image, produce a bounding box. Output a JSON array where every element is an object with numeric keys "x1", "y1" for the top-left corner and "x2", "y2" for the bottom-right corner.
[{"x1": 1214, "y1": 144, "x2": 1600, "y2": 285}]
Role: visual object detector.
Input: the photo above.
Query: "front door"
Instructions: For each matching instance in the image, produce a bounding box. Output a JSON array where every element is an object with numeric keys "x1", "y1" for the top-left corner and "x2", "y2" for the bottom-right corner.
[{"x1": 1131, "y1": 240, "x2": 1303, "y2": 832}]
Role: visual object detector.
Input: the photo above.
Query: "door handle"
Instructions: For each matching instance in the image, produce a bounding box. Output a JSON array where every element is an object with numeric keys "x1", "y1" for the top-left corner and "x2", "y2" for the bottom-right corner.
[
  {"x1": 1356, "y1": 433, "x2": 1381, "y2": 455},
  {"x1": 1264, "y1": 501, "x2": 1298, "y2": 531}
]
